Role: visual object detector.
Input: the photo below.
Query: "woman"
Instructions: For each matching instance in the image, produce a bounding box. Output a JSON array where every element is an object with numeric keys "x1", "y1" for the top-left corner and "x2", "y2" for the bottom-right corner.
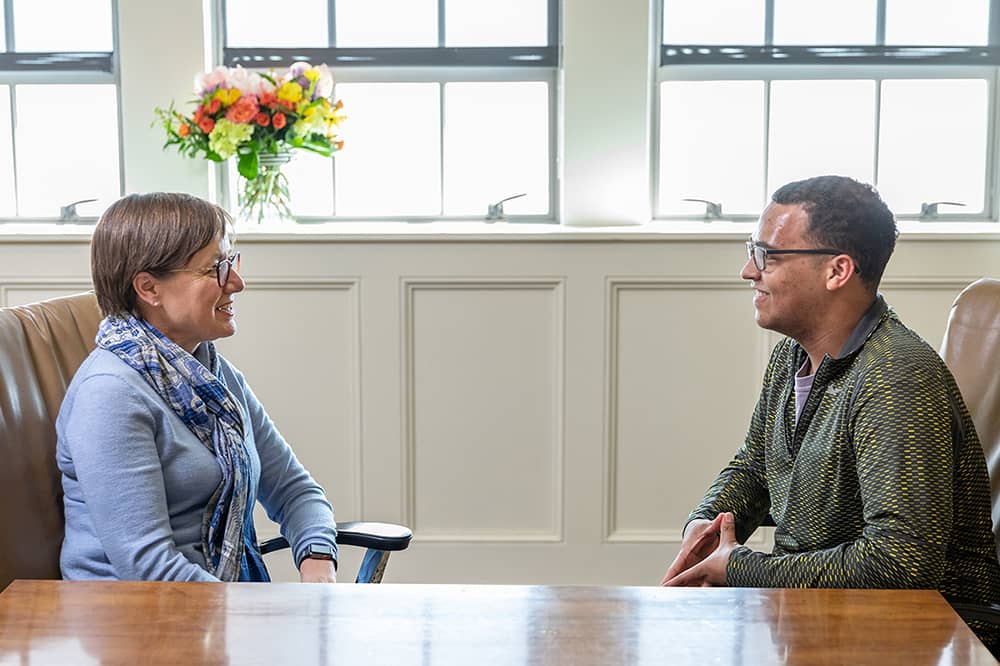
[{"x1": 57, "y1": 192, "x2": 337, "y2": 583}]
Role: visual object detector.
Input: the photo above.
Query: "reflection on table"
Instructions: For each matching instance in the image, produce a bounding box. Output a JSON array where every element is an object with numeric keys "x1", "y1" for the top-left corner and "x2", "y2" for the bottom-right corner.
[{"x1": 0, "y1": 580, "x2": 993, "y2": 665}]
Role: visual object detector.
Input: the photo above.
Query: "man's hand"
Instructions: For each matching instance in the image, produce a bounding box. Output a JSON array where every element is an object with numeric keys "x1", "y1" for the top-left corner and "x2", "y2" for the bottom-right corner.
[
  {"x1": 662, "y1": 512, "x2": 738, "y2": 587},
  {"x1": 660, "y1": 514, "x2": 725, "y2": 585},
  {"x1": 299, "y1": 557, "x2": 337, "y2": 583}
]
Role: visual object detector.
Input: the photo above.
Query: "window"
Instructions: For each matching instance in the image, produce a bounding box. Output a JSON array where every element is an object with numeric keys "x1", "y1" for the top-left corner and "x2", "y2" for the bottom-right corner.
[
  {"x1": 220, "y1": 0, "x2": 558, "y2": 222},
  {"x1": 0, "y1": 0, "x2": 119, "y2": 220},
  {"x1": 656, "y1": 0, "x2": 998, "y2": 221}
]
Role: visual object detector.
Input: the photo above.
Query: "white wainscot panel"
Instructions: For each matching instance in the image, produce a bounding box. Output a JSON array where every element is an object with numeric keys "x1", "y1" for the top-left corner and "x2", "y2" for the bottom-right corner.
[
  {"x1": 606, "y1": 281, "x2": 764, "y2": 542},
  {"x1": 2, "y1": 281, "x2": 92, "y2": 307},
  {"x1": 880, "y1": 278, "x2": 974, "y2": 352},
  {"x1": 405, "y1": 280, "x2": 564, "y2": 541},
  {"x1": 215, "y1": 280, "x2": 361, "y2": 547}
]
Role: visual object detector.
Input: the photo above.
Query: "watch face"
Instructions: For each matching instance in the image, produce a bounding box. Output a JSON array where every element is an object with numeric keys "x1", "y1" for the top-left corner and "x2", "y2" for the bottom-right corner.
[{"x1": 308, "y1": 544, "x2": 334, "y2": 559}]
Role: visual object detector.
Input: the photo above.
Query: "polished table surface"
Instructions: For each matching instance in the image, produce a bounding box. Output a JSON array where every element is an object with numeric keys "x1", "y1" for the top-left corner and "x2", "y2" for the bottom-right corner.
[{"x1": 0, "y1": 580, "x2": 994, "y2": 665}]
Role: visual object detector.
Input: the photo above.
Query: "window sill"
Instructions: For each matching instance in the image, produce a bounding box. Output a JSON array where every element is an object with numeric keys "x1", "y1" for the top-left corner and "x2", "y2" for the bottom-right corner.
[{"x1": 2, "y1": 219, "x2": 1000, "y2": 243}]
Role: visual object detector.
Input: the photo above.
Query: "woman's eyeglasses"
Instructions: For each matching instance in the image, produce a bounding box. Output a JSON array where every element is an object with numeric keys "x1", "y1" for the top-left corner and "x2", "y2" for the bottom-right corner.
[{"x1": 165, "y1": 252, "x2": 241, "y2": 287}]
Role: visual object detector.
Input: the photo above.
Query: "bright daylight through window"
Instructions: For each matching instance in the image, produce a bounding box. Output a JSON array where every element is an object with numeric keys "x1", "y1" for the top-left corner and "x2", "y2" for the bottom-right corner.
[
  {"x1": 0, "y1": 0, "x2": 117, "y2": 220},
  {"x1": 223, "y1": 0, "x2": 557, "y2": 222},
  {"x1": 657, "y1": 0, "x2": 998, "y2": 222}
]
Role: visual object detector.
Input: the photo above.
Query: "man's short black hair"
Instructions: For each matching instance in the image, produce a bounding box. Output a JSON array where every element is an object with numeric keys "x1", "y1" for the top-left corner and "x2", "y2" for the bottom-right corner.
[{"x1": 771, "y1": 175, "x2": 898, "y2": 289}]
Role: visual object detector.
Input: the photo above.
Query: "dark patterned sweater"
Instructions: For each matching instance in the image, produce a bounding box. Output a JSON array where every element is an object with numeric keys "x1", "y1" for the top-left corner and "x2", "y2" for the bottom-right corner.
[{"x1": 690, "y1": 296, "x2": 1000, "y2": 611}]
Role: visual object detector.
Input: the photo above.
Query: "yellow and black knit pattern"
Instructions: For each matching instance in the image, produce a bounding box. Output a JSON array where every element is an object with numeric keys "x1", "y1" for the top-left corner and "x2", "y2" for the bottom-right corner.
[{"x1": 690, "y1": 298, "x2": 1000, "y2": 609}]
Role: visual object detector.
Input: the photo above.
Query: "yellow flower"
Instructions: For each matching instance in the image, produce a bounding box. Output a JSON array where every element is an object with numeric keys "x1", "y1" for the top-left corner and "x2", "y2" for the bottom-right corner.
[
  {"x1": 303, "y1": 68, "x2": 320, "y2": 83},
  {"x1": 277, "y1": 81, "x2": 303, "y2": 105},
  {"x1": 213, "y1": 87, "x2": 242, "y2": 107}
]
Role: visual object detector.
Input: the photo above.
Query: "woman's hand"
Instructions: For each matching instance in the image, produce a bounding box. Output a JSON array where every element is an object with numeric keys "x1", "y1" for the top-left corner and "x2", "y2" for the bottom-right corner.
[{"x1": 299, "y1": 557, "x2": 337, "y2": 583}]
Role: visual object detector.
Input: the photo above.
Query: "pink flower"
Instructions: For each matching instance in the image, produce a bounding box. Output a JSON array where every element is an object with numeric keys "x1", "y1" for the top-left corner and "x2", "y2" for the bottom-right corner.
[{"x1": 194, "y1": 66, "x2": 229, "y2": 95}]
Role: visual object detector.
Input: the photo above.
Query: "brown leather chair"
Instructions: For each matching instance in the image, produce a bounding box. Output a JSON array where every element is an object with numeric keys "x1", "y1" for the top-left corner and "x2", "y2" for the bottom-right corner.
[
  {"x1": 941, "y1": 278, "x2": 1000, "y2": 562},
  {"x1": 940, "y1": 278, "x2": 1000, "y2": 639},
  {"x1": 0, "y1": 292, "x2": 409, "y2": 591}
]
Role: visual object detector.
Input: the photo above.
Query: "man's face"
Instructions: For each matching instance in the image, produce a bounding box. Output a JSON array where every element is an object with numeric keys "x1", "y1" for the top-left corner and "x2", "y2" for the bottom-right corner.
[{"x1": 741, "y1": 202, "x2": 831, "y2": 338}]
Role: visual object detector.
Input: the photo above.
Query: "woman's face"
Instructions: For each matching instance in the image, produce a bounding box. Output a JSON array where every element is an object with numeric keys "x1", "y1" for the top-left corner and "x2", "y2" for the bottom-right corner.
[{"x1": 142, "y1": 234, "x2": 244, "y2": 353}]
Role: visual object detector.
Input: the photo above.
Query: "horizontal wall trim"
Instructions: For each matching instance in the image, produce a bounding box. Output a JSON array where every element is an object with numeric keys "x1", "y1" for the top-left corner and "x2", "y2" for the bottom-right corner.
[{"x1": 607, "y1": 528, "x2": 767, "y2": 544}]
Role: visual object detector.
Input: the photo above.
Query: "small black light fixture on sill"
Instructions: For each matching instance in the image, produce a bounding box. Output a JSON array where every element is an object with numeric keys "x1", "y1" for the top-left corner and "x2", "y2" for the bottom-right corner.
[
  {"x1": 486, "y1": 193, "x2": 527, "y2": 222},
  {"x1": 919, "y1": 201, "x2": 966, "y2": 220},
  {"x1": 59, "y1": 198, "x2": 98, "y2": 223},
  {"x1": 682, "y1": 198, "x2": 723, "y2": 221}
]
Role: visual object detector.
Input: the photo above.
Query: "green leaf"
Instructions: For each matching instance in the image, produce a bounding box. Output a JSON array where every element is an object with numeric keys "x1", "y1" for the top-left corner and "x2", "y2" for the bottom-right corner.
[{"x1": 238, "y1": 150, "x2": 259, "y2": 179}]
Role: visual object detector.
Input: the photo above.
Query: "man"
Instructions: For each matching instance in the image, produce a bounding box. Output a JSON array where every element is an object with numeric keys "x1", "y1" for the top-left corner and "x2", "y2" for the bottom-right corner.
[{"x1": 661, "y1": 176, "x2": 1000, "y2": 644}]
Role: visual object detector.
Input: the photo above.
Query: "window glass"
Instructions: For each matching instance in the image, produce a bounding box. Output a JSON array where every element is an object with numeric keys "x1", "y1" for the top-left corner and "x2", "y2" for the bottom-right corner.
[
  {"x1": 767, "y1": 80, "x2": 875, "y2": 196},
  {"x1": 877, "y1": 79, "x2": 988, "y2": 214},
  {"x1": 225, "y1": 0, "x2": 327, "y2": 47},
  {"x1": 773, "y1": 0, "x2": 876, "y2": 45},
  {"x1": 885, "y1": 0, "x2": 988, "y2": 46},
  {"x1": 658, "y1": 80, "x2": 765, "y2": 216},
  {"x1": 13, "y1": 0, "x2": 112, "y2": 51},
  {"x1": 335, "y1": 83, "x2": 441, "y2": 216},
  {"x1": 336, "y1": 0, "x2": 438, "y2": 47},
  {"x1": 0, "y1": 86, "x2": 14, "y2": 216},
  {"x1": 662, "y1": 0, "x2": 764, "y2": 45},
  {"x1": 15, "y1": 84, "x2": 119, "y2": 217},
  {"x1": 228, "y1": 150, "x2": 335, "y2": 217},
  {"x1": 443, "y1": 82, "x2": 549, "y2": 216},
  {"x1": 445, "y1": 0, "x2": 548, "y2": 47}
]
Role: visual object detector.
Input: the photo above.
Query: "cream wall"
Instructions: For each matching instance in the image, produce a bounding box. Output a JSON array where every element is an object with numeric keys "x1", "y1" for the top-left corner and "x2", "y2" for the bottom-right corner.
[
  {"x1": 1, "y1": 0, "x2": 999, "y2": 583},
  {"x1": 1, "y1": 233, "x2": 994, "y2": 583}
]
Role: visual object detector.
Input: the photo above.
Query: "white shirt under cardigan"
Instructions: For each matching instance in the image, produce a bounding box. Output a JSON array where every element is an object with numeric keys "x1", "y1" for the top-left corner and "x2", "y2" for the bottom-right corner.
[{"x1": 56, "y1": 343, "x2": 337, "y2": 581}]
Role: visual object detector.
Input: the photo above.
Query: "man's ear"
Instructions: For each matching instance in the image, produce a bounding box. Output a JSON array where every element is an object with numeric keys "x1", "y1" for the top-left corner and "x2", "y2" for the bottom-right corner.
[
  {"x1": 825, "y1": 255, "x2": 856, "y2": 291},
  {"x1": 132, "y1": 271, "x2": 162, "y2": 308}
]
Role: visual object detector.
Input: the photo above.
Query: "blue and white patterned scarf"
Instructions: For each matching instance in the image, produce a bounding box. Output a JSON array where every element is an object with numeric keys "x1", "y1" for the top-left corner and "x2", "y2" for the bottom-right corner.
[{"x1": 97, "y1": 314, "x2": 269, "y2": 582}]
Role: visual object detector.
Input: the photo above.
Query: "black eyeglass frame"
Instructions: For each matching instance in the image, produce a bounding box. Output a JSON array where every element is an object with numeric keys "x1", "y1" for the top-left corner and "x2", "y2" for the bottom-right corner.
[
  {"x1": 746, "y1": 238, "x2": 852, "y2": 273},
  {"x1": 165, "y1": 252, "x2": 241, "y2": 287}
]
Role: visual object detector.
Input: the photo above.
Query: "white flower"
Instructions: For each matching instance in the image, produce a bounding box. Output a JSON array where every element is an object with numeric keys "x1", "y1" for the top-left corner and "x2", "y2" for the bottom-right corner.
[{"x1": 313, "y1": 64, "x2": 334, "y2": 99}]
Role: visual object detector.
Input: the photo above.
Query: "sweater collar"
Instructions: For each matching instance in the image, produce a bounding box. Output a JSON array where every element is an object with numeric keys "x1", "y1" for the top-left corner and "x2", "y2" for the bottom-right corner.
[{"x1": 789, "y1": 294, "x2": 890, "y2": 372}]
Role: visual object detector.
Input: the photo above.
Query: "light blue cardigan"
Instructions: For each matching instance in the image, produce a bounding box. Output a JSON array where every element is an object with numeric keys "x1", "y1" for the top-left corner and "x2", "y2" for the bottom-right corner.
[{"x1": 56, "y1": 344, "x2": 337, "y2": 581}]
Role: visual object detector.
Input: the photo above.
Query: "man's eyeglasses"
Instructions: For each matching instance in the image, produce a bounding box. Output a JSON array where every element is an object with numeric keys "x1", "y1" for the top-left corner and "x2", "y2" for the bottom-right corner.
[
  {"x1": 166, "y1": 252, "x2": 241, "y2": 287},
  {"x1": 746, "y1": 237, "x2": 846, "y2": 272}
]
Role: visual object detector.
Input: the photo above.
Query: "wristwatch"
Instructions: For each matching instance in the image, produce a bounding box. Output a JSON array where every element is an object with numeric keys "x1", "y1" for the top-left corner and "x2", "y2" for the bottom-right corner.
[{"x1": 305, "y1": 543, "x2": 336, "y2": 561}]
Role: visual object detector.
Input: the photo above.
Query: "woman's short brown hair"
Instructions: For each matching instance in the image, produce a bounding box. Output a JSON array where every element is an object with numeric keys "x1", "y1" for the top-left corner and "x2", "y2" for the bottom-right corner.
[{"x1": 91, "y1": 193, "x2": 233, "y2": 316}]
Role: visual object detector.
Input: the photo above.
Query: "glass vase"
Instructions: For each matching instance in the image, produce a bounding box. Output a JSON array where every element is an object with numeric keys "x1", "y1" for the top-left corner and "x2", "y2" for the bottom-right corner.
[{"x1": 237, "y1": 150, "x2": 294, "y2": 225}]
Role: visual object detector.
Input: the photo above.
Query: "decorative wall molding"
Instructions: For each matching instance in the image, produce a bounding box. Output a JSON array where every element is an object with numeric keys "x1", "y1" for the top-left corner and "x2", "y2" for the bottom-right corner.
[
  {"x1": 401, "y1": 278, "x2": 566, "y2": 542},
  {"x1": 236, "y1": 278, "x2": 364, "y2": 517},
  {"x1": 603, "y1": 278, "x2": 765, "y2": 544},
  {"x1": 1, "y1": 279, "x2": 93, "y2": 306}
]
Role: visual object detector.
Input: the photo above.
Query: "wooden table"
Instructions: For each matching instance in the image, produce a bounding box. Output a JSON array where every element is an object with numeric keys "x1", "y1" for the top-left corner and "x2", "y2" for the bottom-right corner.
[{"x1": 0, "y1": 580, "x2": 993, "y2": 664}]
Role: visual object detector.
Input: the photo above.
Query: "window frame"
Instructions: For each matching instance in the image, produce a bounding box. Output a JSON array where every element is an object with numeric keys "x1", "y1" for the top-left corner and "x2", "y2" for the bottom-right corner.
[
  {"x1": 653, "y1": 0, "x2": 1000, "y2": 223},
  {"x1": 214, "y1": 0, "x2": 559, "y2": 224},
  {"x1": 0, "y1": 0, "x2": 121, "y2": 222}
]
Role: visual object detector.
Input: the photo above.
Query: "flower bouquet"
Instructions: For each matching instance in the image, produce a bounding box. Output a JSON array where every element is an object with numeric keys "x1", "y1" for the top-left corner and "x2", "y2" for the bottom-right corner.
[{"x1": 155, "y1": 62, "x2": 345, "y2": 224}]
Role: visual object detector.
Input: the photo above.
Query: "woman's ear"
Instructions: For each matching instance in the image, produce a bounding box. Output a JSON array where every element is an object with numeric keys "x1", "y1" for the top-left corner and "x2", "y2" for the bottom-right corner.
[{"x1": 132, "y1": 271, "x2": 162, "y2": 309}]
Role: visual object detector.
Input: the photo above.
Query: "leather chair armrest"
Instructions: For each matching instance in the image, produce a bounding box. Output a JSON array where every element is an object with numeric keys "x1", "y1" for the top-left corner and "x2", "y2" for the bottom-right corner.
[{"x1": 259, "y1": 521, "x2": 413, "y2": 555}]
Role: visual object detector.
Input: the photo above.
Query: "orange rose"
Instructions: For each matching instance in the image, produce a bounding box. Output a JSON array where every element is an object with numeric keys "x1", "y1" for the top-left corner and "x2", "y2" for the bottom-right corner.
[
  {"x1": 178, "y1": 123, "x2": 190, "y2": 137},
  {"x1": 207, "y1": 98, "x2": 222, "y2": 114},
  {"x1": 335, "y1": 140, "x2": 344, "y2": 150},
  {"x1": 272, "y1": 112, "x2": 286, "y2": 129},
  {"x1": 259, "y1": 91, "x2": 277, "y2": 107},
  {"x1": 255, "y1": 112, "x2": 270, "y2": 127},
  {"x1": 224, "y1": 96, "x2": 259, "y2": 124},
  {"x1": 198, "y1": 117, "x2": 215, "y2": 134}
]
